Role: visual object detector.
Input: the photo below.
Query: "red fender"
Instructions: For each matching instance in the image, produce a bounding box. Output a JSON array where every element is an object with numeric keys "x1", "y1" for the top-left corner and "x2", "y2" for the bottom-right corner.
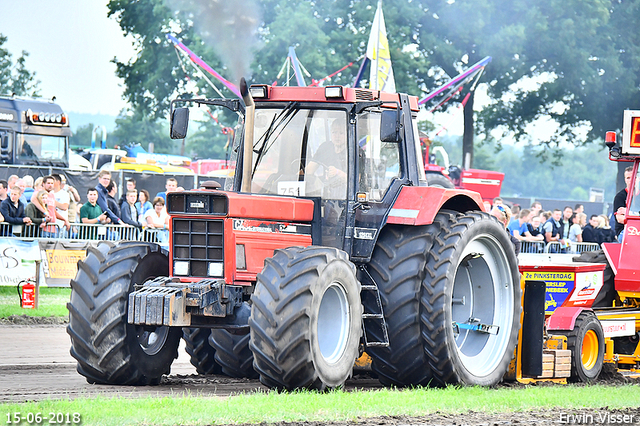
[
  {"x1": 546, "y1": 307, "x2": 586, "y2": 331},
  {"x1": 386, "y1": 186, "x2": 484, "y2": 226}
]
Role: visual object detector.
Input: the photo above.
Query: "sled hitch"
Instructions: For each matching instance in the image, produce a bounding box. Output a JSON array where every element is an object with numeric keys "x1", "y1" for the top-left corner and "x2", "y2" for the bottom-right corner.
[{"x1": 128, "y1": 277, "x2": 244, "y2": 327}]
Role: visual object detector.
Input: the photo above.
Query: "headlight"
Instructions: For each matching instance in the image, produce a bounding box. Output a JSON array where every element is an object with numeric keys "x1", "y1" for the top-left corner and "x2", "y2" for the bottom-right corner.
[
  {"x1": 208, "y1": 262, "x2": 224, "y2": 277},
  {"x1": 174, "y1": 261, "x2": 189, "y2": 276},
  {"x1": 325, "y1": 86, "x2": 343, "y2": 99},
  {"x1": 249, "y1": 85, "x2": 268, "y2": 98}
]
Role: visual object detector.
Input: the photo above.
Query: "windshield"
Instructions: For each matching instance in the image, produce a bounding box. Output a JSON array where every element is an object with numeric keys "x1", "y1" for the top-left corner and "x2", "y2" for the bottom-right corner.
[
  {"x1": 250, "y1": 107, "x2": 347, "y2": 200},
  {"x1": 17, "y1": 133, "x2": 68, "y2": 164}
]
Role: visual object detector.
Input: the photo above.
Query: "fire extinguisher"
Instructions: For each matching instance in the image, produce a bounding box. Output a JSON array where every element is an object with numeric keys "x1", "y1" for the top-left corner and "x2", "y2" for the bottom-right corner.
[{"x1": 17, "y1": 279, "x2": 36, "y2": 309}]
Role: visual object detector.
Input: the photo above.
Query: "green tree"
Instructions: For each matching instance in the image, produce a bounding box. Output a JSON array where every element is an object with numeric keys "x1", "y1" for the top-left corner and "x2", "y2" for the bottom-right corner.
[
  {"x1": 109, "y1": 109, "x2": 175, "y2": 154},
  {"x1": 0, "y1": 34, "x2": 39, "y2": 96},
  {"x1": 416, "y1": 0, "x2": 634, "y2": 168},
  {"x1": 69, "y1": 124, "x2": 95, "y2": 150}
]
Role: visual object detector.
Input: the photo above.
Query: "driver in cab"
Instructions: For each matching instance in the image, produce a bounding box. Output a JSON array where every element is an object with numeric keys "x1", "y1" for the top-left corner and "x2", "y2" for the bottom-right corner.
[{"x1": 307, "y1": 120, "x2": 348, "y2": 197}]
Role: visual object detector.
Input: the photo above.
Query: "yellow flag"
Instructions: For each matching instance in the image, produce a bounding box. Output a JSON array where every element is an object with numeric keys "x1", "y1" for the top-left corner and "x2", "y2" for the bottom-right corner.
[{"x1": 366, "y1": 1, "x2": 395, "y2": 92}]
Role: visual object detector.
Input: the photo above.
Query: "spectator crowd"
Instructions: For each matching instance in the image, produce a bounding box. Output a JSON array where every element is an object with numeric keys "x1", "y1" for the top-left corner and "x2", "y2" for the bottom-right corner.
[
  {"x1": 487, "y1": 197, "x2": 617, "y2": 255},
  {"x1": 0, "y1": 172, "x2": 626, "y2": 253},
  {"x1": 0, "y1": 172, "x2": 182, "y2": 242}
]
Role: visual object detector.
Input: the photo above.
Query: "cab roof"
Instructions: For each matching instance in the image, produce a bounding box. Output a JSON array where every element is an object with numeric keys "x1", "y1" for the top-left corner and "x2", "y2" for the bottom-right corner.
[{"x1": 251, "y1": 85, "x2": 420, "y2": 112}]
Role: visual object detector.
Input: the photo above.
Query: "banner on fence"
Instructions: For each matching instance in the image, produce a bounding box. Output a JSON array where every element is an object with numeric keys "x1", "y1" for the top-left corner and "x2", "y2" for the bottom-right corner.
[
  {"x1": 0, "y1": 240, "x2": 40, "y2": 286},
  {"x1": 39, "y1": 240, "x2": 93, "y2": 285}
]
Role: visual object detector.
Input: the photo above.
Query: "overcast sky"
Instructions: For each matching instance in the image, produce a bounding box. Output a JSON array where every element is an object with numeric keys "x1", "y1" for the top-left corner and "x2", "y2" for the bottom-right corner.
[{"x1": 0, "y1": 0, "x2": 136, "y2": 116}]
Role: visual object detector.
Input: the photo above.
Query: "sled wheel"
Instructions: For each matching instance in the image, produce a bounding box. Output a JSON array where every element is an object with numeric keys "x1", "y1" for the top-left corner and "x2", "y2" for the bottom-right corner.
[
  {"x1": 559, "y1": 311, "x2": 605, "y2": 382},
  {"x1": 364, "y1": 225, "x2": 434, "y2": 386},
  {"x1": 182, "y1": 328, "x2": 222, "y2": 375},
  {"x1": 249, "y1": 246, "x2": 362, "y2": 390},
  {"x1": 422, "y1": 211, "x2": 521, "y2": 386},
  {"x1": 67, "y1": 241, "x2": 181, "y2": 385}
]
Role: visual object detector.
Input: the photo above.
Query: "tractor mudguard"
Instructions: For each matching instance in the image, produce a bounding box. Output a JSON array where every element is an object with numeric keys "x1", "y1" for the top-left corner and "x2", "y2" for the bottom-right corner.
[
  {"x1": 547, "y1": 307, "x2": 586, "y2": 331},
  {"x1": 386, "y1": 186, "x2": 484, "y2": 226}
]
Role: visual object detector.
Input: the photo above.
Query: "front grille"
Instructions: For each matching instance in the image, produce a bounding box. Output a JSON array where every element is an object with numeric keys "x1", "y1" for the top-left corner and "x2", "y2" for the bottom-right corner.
[{"x1": 172, "y1": 219, "x2": 224, "y2": 277}]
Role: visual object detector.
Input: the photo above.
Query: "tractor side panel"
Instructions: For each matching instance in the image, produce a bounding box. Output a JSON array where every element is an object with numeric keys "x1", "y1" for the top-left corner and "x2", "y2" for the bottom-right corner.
[
  {"x1": 459, "y1": 169, "x2": 504, "y2": 201},
  {"x1": 232, "y1": 219, "x2": 312, "y2": 283},
  {"x1": 386, "y1": 186, "x2": 484, "y2": 226}
]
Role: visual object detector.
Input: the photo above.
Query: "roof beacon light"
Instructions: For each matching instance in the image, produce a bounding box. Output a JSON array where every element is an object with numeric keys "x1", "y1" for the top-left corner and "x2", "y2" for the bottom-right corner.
[
  {"x1": 26, "y1": 108, "x2": 68, "y2": 126},
  {"x1": 605, "y1": 131, "x2": 616, "y2": 149},
  {"x1": 325, "y1": 86, "x2": 343, "y2": 99}
]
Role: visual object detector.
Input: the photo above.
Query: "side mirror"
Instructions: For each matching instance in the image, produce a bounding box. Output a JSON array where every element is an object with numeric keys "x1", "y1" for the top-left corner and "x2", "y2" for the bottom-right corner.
[
  {"x1": 380, "y1": 109, "x2": 402, "y2": 142},
  {"x1": 170, "y1": 107, "x2": 189, "y2": 139}
]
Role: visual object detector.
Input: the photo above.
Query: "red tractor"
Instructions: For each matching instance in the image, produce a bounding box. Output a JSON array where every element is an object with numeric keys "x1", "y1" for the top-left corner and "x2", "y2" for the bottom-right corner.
[
  {"x1": 421, "y1": 134, "x2": 504, "y2": 202},
  {"x1": 67, "y1": 81, "x2": 521, "y2": 390}
]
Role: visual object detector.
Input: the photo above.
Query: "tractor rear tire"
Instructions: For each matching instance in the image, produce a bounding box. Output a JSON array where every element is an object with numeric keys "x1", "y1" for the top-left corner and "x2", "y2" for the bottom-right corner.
[
  {"x1": 557, "y1": 311, "x2": 605, "y2": 382},
  {"x1": 249, "y1": 246, "x2": 362, "y2": 390},
  {"x1": 67, "y1": 242, "x2": 181, "y2": 385},
  {"x1": 182, "y1": 328, "x2": 222, "y2": 375},
  {"x1": 426, "y1": 173, "x2": 455, "y2": 189},
  {"x1": 421, "y1": 211, "x2": 521, "y2": 386},
  {"x1": 209, "y1": 330, "x2": 258, "y2": 378},
  {"x1": 364, "y1": 225, "x2": 434, "y2": 387}
]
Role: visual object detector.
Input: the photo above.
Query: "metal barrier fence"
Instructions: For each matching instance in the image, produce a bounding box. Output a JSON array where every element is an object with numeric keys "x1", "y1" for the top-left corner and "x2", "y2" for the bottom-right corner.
[
  {"x1": 519, "y1": 241, "x2": 545, "y2": 254},
  {"x1": 543, "y1": 241, "x2": 601, "y2": 254},
  {"x1": 0, "y1": 222, "x2": 168, "y2": 244}
]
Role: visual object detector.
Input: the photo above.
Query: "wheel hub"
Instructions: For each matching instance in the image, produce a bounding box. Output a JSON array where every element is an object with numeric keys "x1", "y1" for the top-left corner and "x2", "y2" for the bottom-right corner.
[{"x1": 317, "y1": 283, "x2": 350, "y2": 364}]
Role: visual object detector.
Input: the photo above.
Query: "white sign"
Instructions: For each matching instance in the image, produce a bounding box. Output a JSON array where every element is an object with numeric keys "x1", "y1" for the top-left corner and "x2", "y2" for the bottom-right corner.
[
  {"x1": 600, "y1": 319, "x2": 636, "y2": 338},
  {"x1": 277, "y1": 181, "x2": 305, "y2": 197},
  {"x1": 568, "y1": 271, "x2": 604, "y2": 302},
  {"x1": 0, "y1": 240, "x2": 39, "y2": 286}
]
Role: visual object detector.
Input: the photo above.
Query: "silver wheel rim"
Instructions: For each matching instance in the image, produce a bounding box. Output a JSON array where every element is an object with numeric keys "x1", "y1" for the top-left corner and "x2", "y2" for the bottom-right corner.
[
  {"x1": 317, "y1": 282, "x2": 350, "y2": 364},
  {"x1": 136, "y1": 326, "x2": 170, "y2": 356},
  {"x1": 451, "y1": 233, "x2": 514, "y2": 377}
]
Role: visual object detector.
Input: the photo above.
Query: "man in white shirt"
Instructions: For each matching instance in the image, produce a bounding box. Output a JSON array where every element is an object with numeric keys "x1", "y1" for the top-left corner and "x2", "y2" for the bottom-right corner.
[{"x1": 52, "y1": 174, "x2": 70, "y2": 237}]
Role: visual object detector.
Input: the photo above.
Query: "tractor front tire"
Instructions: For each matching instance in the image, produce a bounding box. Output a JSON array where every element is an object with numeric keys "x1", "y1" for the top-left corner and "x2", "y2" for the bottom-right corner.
[
  {"x1": 67, "y1": 242, "x2": 181, "y2": 385},
  {"x1": 558, "y1": 311, "x2": 605, "y2": 382},
  {"x1": 182, "y1": 328, "x2": 222, "y2": 375},
  {"x1": 365, "y1": 225, "x2": 434, "y2": 387},
  {"x1": 422, "y1": 211, "x2": 521, "y2": 386},
  {"x1": 249, "y1": 246, "x2": 362, "y2": 390}
]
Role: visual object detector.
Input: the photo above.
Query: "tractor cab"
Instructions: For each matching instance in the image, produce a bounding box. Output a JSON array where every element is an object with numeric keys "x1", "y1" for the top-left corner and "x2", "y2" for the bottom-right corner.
[{"x1": 170, "y1": 84, "x2": 426, "y2": 261}]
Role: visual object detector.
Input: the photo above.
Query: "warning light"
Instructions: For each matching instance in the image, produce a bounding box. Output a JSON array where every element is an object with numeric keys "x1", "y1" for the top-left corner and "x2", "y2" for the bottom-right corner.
[{"x1": 26, "y1": 108, "x2": 68, "y2": 127}]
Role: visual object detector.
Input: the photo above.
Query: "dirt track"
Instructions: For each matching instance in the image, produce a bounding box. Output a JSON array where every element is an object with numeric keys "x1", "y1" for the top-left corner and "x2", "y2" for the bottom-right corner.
[
  {"x1": 2, "y1": 324, "x2": 639, "y2": 426},
  {"x1": 0, "y1": 324, "x2": 385, "y2": 403}
]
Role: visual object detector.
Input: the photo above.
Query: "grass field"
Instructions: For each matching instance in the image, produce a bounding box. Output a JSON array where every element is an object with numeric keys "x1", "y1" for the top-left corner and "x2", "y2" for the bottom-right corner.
[
  {"x1": 0, "y1": 286, "x2": 70, "y2": 318},
  {"x1": 1, "y1": 286, "x2": 639, "y2": 426},
  {"x1": 2, "y1": 384, "x2": 640, "y2": 426}
]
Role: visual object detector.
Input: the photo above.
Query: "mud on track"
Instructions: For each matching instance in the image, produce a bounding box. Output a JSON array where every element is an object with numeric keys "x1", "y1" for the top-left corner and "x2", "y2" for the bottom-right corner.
[{"x1": 1, "y1": 323, "x2": 638, "y2": 426}]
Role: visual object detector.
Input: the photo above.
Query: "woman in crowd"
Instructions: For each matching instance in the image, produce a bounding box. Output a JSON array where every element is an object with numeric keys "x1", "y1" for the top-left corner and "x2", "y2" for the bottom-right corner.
[
  {"x1": 143, "y1": 197, "x2": 169, "y2": 243},
  {"x1": 595, "y1": 214, "x2": 617, "y2": 244},
  {"x1": 25, "y1": 190, "x2": 52, "y2": 237},
  {"x1": 491, "y1": 204, "x2": 521, "y2": 256},
  {"x1": 568, "y1": 213, "x2": 583, "y2": 243},
  {"x1": 136, "y1": 189, "x2": 153, "y2": 220}
]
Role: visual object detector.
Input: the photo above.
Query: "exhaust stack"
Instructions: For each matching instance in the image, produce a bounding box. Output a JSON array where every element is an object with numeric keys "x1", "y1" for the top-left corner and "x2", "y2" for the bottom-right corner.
[{"x1": 240, "y1": 78, "x2": 255, "y2": 193}]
